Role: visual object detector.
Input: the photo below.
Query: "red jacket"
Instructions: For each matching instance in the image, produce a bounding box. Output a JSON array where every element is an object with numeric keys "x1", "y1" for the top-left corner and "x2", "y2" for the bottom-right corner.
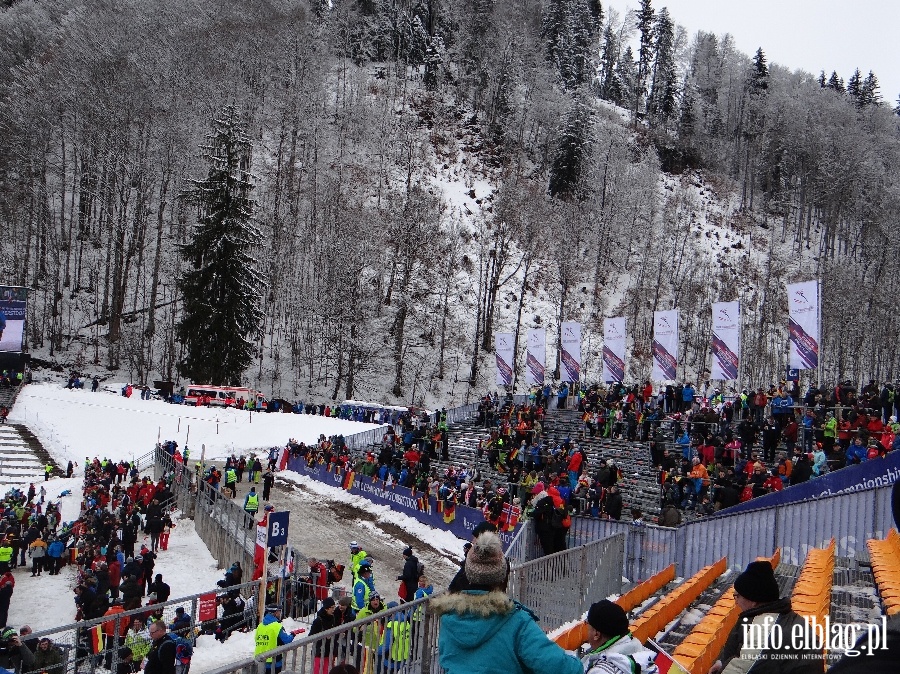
[{"x1": 309, "y1": 562, "x2": 330, "y2": 601}]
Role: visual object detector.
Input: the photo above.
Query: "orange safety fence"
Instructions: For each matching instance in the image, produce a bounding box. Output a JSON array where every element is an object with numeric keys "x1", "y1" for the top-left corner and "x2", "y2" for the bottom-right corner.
[
  {"x1": 553, "y1": 564, "x2": 677, "y2": 651},
  {"x1": 629, "y1": 557, "x2": 728, "y2": 644},
  {"x1": 672, "y1": 549, "x2": 781, "y2": 674},
  {"x1": 868, "y1": 528, "x2": 900, "y2": 616}
]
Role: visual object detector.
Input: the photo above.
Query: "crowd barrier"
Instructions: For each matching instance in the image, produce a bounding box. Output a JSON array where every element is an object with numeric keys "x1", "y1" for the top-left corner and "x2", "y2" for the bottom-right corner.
[
  {"x1": 202, "y1": 531, "x2": 626, "y2": 674},
  {"x1": 155, "y1": 447, "x2": 256, "y2": 572},
  {"x1": 565, "y1": 482, "x2": 894, "y2": 579},
  {"x1": 20, "y1": 579, "x2": 263, "y2": 674}
]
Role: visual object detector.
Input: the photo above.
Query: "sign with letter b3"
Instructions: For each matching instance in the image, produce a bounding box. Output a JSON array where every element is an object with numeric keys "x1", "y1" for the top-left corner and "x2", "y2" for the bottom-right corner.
[{"x1": 267, "y1": 511, "x2": 289, "y2": 547}]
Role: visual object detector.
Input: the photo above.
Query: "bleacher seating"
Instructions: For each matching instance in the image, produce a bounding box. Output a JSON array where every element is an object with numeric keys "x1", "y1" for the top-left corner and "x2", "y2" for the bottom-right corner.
[{"x1": 868, "y1": 529, "x2": 900, "y2": 615}]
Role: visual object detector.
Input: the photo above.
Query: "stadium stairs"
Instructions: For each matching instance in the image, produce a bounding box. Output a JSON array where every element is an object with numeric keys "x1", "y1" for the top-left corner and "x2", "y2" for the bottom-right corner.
[
  {"x1": 0, "y1": 382, "x2": 62, "y2": 482},
  {"x1": 554, "y1": 540, "x2": 888, "y2": 674}
]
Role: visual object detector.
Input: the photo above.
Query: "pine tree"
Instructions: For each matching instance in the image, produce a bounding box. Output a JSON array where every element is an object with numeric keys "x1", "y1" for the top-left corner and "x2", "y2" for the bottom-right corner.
[
  {"x1": 634, "y1": 0, "x2": 655, "y2": 120},
  {"x1": 895, "y1": 94, "x2": 900, "y2": 116},
  {"x1": 598, "y1": 24, "x2": 619, "y2": 100},
  {"x1": 647, "y1": 7, "x2": 677, "y2": 125},
  {"x1": 549, "y1": 95, "x2": 592, "y2": 199},
  {"x1": 610, "y1": 45, "x2": 637, "y2": 108},
  {"x1": 826, "y1": 71, "x2": 845, "y2": 93},
  {"x1": 542, "y1": 0, "x2": 600, "y2": 89},
  {"x1": 846, "y1": 68, "x2": 862, "y2": 101},
  {"x1": 817, "y1": 70, "x2": 826, "y2": 88},
  {"x1": 177, "y1": 108, "x2": 264, "y2": 386},
  {"x1": 859, "y1": 71, "x2": 882, "y2": 107}
]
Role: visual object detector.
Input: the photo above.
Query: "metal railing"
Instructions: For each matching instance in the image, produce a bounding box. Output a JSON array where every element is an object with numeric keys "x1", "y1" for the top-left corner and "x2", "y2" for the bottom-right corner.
[
  {"x1": 344, "y1": 425, "x2": 390, "y2": 451},
  {"x1": 154, "y1": 446, "x2": 255, "y2": 572},
  {"x1": 21, "y1": 578, "x2": 263, "y2": 674},
  {"x1": 204, "y1": 594, "x2": 439, "y2": 674},
  {"x1": 564, "y1": 482, "x2": 895, "y2": 579},
  {"x1": 507, "y1": 533, "x2": 624, "y2": 631}
]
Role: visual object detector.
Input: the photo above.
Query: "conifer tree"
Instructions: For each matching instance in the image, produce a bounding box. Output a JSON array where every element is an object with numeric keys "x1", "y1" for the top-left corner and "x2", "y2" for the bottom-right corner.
[
  {"x1": 846, "y1": 68, "x2": 862, "y2": 101},
  {"x1": 598, "y1": 24, "x2": 619, "y2": 100},
  {"x1": 176, "y1": 108, "x2": 264, "y2": 386},
  {"x1": 826, "y1": 71, "x2": 845, "y2": 93},
  {"x1": 633, "y1": 0, "x2": 654, "y2": 121},
  {"x1": 549, "y1": 95, "x2": 592, "y2": 199},
  {"x1": 859, "y1": 71, "x2": 881, "y2": 107},
  {"x1": 647, "y1": 7, "x2": 677, "y2": 125}
]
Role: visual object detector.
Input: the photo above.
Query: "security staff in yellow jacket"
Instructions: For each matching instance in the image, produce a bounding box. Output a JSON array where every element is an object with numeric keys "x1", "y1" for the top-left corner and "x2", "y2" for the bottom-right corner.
[{"x1": 254, "y1": 605, "x2": 301, "y2": 674}]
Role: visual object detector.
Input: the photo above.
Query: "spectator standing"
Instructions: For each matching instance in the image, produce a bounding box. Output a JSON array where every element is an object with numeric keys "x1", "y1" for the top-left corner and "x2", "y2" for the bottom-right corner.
[
  {"x1": 431, "y1": 532, "x2": 582, "y2": 674},
  {"x1": 397, "y1": 547, "x2": 420, "y2": 602},
  {"x1": 580, "y1": 600, "x2": 658, "y2": 674},
  {"x1": 144, "y1": 621, "x2": 176, "y2": 674}
]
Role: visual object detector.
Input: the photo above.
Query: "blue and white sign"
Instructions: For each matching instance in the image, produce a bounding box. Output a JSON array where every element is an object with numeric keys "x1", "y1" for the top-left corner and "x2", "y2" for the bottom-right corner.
[{"x1": 267, "y1": 511, "x2": 289, "y2": 547}]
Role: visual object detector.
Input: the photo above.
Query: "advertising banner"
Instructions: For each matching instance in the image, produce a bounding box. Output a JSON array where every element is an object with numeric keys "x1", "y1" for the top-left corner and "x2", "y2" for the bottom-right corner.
[
  {"x1": 495, "y1": 332, "x2": 514, "y2": 386},
  {"x1": 711, "y1": 301, "x2": 740, "y2": 380},
  {"x1": 560, "y1": 322, "x2": 581, "y2": 383},
  {"x1": 0, "y1": 286, "x2": 27, "y2": 353},
  {"x1": 787, "y1": 280, "x2": 819, "y2": 370},
  {"x1": 285, "y1": 454, "x2": 522, "y2": 548},
  {"x1": 652, "y1": 310, "x2": 679, "y2": 381},
  {"x1": 602, "y1": 317, "x2": 626, "y2": 383},
  {"x1": 720, "y1": 449, "x2": 900, "y2": 515},
  {"x1": 525, "y1": 328, "x2": 546, "y2": 385}
]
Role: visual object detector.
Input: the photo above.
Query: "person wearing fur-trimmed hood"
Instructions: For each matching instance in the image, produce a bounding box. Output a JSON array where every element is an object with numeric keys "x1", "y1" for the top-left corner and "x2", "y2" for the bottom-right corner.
[{"x1": 430, "y1": 531, "x2": 582, "y2": 674}]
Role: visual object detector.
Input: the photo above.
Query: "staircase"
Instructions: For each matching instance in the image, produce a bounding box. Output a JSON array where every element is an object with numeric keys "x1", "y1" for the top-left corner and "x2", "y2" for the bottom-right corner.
[{"x1": 0, "y1": 382, "x2": 63, "y2": 483}]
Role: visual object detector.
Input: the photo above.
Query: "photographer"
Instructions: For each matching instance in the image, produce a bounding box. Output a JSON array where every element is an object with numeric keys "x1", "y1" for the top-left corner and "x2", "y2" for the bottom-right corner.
[{"x1": 0, "y1": 626, "x2": 36, "y2": 673}]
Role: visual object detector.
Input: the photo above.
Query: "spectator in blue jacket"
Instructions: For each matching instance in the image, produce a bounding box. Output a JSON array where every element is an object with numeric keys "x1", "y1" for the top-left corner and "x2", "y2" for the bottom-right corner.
[
  {"x1": 47, "y1": 538, "x2": 65, "y2": 575},
  {"x1": 682, "y1": 383, "x2": 695, "y2": 410},
  {"x1": 845, "y1": 437, "x2": 867, "y2": 465}
]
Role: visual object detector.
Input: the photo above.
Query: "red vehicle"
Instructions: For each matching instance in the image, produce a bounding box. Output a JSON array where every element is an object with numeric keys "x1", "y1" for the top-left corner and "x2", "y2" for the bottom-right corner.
[{"x1": 183, "y1": 385, "x2": 267, "y2": 409}]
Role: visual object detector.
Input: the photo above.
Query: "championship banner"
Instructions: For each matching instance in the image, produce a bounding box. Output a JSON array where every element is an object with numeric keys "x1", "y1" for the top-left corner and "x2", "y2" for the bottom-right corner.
[
  {"x1": 525, "y1": 329, "x2": 546, "y2": 384},
  {"x1": 787, "y1": 280, "x2": 819, "y2": 370},
  {"x1": 252, "y1": 514, "x2": 268, "y2": 580},
  {"x1": 711, "y1": 301, "x2": 740, "y2": 380},
  {"x1": 652, "y1": 310, "x2": 679, "y2": 381},
  {"x1": 560, "y1": 321, "x2": 581, "y2": 383},
  {"x1": 602, "y1": 317, "x2": 626, "y2": 383},
  {"x1": 0, "y1": 286, "x2": 27, "y2": 353},
  {"x1": 495, "y1": 332, "x2": 514, "y2": 386}
]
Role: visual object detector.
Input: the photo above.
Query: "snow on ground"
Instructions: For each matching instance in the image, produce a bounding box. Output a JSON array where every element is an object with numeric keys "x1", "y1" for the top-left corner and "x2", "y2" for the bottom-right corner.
[
  {"x1": 9, "y1": 382, "x2": 380, "y2": 465},
  {"x1": 278, "y1": 470, "x2": 467, "y2": 560}
]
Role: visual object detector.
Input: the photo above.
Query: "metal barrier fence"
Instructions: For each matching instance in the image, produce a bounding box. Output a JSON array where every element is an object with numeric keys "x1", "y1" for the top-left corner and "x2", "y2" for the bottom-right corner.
[
  {"x1": 21, "y1": 578, "x2": 263, "y2": 674},
  {"x1": 507, "y1": 533, "x2": 625, "y2": 631},
  {"x1": 567, "y1": 483, "x2": 895, "y2": 579},
  {"x1": 344, "y1": 425, "x2": 390, "y2": 451},
  {"x1": 203, "y1": 532, "x2": 626, "y2": 674},
  {"x1": 154, "y1": 447, "x2": 256, "y2": 572}
]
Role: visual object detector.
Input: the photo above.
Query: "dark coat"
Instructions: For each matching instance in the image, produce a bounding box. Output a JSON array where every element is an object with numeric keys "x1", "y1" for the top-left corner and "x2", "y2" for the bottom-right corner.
[
  {"x1": 144, "y1": 635, "x2": 176, "y2": 674},
  {"x1": 399, "y1": 554, "x2": 420, "y2": 600},
  {"x1": 309, "y1": 606, "x2": 339, "y2": 656}
]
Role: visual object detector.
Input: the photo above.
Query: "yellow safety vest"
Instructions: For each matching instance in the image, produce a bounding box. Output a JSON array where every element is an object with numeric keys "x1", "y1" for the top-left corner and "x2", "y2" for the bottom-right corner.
[
  {"x1": 0, "y1": 545, "x2": 12, "y2": 563},
  {"x1": 226, "y1": 469, "x2": 237, "y2": 484},
  {"x1": 254, "y1": 620, "x2": 282, "y2": 663},
  {"x1": 350, "y1": 550, "x2": 368, "y2": 580},
  {"x1": 245, "y1": 494, "x2": 259, "y2": 512},
  {"x1": 380, "y1": 619, "x2": 411, "y2": 661}
]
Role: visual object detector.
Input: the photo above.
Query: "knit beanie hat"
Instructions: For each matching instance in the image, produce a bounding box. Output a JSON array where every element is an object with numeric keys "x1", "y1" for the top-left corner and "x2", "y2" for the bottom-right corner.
[
  {"x1": 464, "y1": 532, "x2": 508, "y2": 587},
  {"x1": 586, "y1": 600, "x2": 630, "y2": 637},
  {"x1": 733, "y1": 561, "x2": 780, "y2": 603}
]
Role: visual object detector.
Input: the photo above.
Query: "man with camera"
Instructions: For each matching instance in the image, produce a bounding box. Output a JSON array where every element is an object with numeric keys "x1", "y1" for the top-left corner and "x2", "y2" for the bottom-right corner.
[{"x1": 0, "y1": 626, "x2": 36, "y2": 673}]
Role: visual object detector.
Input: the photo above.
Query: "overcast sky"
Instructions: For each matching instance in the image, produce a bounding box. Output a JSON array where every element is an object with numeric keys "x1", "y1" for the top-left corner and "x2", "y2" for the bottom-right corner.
[{"x1": 604, "y1": 0, "x2": 899, "y2": 108}]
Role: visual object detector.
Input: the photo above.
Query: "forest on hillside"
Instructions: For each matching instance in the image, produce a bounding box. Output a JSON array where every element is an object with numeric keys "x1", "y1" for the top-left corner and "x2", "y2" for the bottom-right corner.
[{"x1": 1, "y1": 0, "x2": 899, "y2": 404}]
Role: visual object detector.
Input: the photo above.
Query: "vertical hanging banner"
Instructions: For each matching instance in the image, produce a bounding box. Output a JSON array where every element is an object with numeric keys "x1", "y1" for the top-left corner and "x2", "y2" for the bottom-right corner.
[
  {"x1": 525, "y1": 328, "x2": 546, "y2": 384},
  {"x1": 787, "y1": 280, "x2": 820, "y2": 370},
  {"x1": 602, "y1": 317, "x2": 627, "y2": 383},
  {"x1": 0, "y1": 286, "x2": 27, "y2": 353},
  {"x1": 495, "y1": 332, "x2": 514, "y2": 386},
  {"x1": 560, "y1": 322, "x2": 582, "y2": 383},
  {"x1": 652, "y1": 310, "x2": 679, "y2": 381},
  {"x1": 711, "y1": 301, "x2": 740, "y2": 380}
]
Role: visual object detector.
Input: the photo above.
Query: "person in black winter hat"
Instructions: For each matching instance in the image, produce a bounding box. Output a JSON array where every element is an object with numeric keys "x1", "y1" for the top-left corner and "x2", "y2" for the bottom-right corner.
[
  {"x1": 581, "y1": 600, "x2": 657, "y2": 674},
  {"x1": 710, "y1": 561, "x2": 821, "y2": 674},
  {"x1": 397, "y1": 547, "x2": 420, "y2": 602}
]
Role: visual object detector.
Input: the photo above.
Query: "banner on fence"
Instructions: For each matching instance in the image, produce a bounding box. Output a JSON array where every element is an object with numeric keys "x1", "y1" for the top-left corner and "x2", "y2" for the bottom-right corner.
[
  {"x1": 602, "y1": 317, "x2": 626, "y2": 383},
  {"x1": 652, "y1": 310, "x2": 679, "y2": 382},
  {"x1": 199, "y1": 593, "x2": 218, "y2": 622},
  {"x1": 787, "y1": 280, "x2": 819, "y2": 370},
  {"x1": 526, "y1": 329, "x2": 546, "y2": 385},
  {"x1": 711, "y1": 301, "x2": 740, "y2": 380},
  {"x1": 720, "y1": 450, "x2": 900, "y2": 515},
  {"x1": 285, "y1": 455, "x2": 522, "y2": 548},
  {"x1": 495, "y1": 332, "x2": 514, "y2": 386},
  {"x1": 560, "y1": 322, "x2": 581, "y2": 383}
]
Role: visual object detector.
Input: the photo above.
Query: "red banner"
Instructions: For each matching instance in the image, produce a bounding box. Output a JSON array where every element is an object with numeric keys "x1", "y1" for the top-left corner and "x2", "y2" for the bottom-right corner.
[
  {"x1": 199, "y1": 592, "x2": 218, "y2": 622},
  {"x1": 252, "y1": 513, "x2": 268, "y2": 580}
]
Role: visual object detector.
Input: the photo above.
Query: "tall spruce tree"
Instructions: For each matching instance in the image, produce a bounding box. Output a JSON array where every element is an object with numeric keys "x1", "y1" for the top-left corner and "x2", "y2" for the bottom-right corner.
[
  {"x1": 549, "y1": 95, "x2": 592, "y2": 199},
  {"x1": 177, "y1": 108, "x2": 264, "y2": 386},
  {"x1": 633, "y1": 0, "x2": 654, "y2": 121},
  {"x1": 647, "y1": 6, "x2": 677, "y2": 126}
]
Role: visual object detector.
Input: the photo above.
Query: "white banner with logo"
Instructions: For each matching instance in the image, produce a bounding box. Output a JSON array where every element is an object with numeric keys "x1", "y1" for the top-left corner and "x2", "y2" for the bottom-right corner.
[
  {"x1": 602, "y1": 317, "x2": 626, "y2": 383},
  {"x1": 560, "y1": 322, "x2": 581, "y2": 383},
  {"x1": 652, "y1": 310, "x2": 679, "y2": 382},
  {"x1": 787, "y1": 280, "x2": 819, "y2": 370},
  {"x1": 495, "y1": 332, "x2": 514, "y2": 386},
  {"x1": 711, "y1": 301, "x2": 740, "y2": 380},
  {"x1": 526, "y1": 329, "x2": 546, "y2": 384}
]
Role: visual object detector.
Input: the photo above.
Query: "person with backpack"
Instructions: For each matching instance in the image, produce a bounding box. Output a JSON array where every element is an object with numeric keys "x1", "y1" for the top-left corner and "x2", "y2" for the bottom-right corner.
[
  {"x1": 397, "y1": 547, "x2": 422, "y2": 602},
  {"x1": 145, "y1": 621, "x2": 177, "y2": 674}
]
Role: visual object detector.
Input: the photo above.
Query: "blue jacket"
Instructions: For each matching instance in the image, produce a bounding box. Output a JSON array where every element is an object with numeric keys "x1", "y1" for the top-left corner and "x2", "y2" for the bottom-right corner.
[
  {"x1": 47, "y1": 540, "x2": 65, "y2": 558},
  {"x1": 432, "y1": 590, "x2": 582, "y2": 674},
  {"x1": 682, "y1": 385, "x2": 695, "y2": 402}
]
